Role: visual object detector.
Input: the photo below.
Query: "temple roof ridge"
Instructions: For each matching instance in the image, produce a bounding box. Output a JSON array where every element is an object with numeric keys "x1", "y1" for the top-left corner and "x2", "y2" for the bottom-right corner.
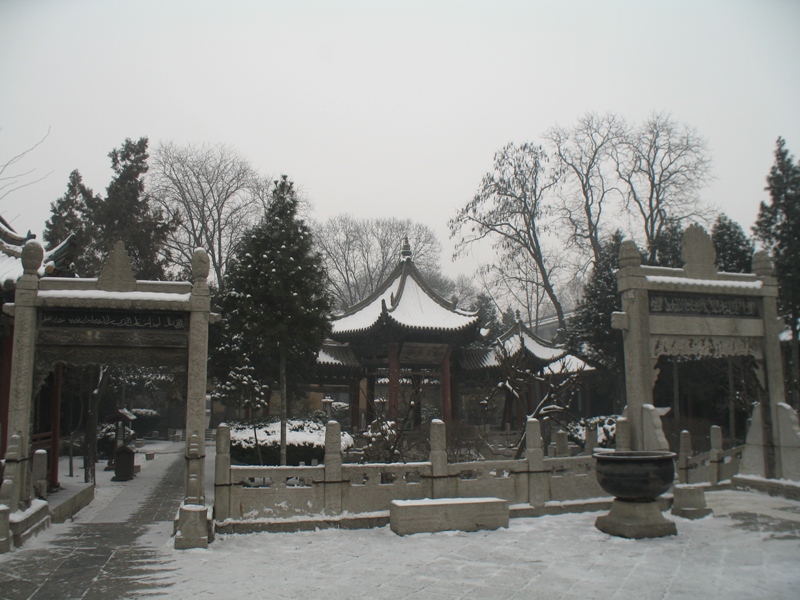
[{"x1": 332, "y1": 242, "x2": 479, "y2": 336}]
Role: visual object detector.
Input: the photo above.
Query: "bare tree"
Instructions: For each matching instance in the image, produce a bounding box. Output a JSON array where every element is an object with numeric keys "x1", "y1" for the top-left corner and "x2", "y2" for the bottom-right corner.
[
  {"x1": 545, "y1": 113, "x2": 624, "y2": 266},
  {"x1": 613, "y1": 112, "x2": 713, "y2": 263},
  {"x1": 0, "y1": 127, "x2": 52, "y2": 204},
  {"x1": 450, "y1": 143, "x2": 568, "y2": 333},
  {"x1": 315, "y1": 215, "x2": 444, "y2": 310},
  {"x1": 149, "y1": 142, "x2": 267, "y2": 289}
]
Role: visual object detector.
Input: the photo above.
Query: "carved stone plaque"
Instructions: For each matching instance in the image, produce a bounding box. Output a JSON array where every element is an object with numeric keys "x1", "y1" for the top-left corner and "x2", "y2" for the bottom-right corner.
[
  {"x1": 649, "y1": 293, "x2": 759, "y2": 318},
  {"x1": 39, "y1": 309, "x2": 190, "y2": 331}
]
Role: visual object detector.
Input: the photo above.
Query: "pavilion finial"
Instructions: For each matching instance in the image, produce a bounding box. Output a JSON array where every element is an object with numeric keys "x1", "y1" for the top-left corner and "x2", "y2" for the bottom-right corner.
[{"x1": 400, "y1": 236, "x2": 412, "y2": 260}]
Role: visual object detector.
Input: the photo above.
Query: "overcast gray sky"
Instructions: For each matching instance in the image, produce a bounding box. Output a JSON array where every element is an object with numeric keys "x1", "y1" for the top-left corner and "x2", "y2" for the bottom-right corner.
[{"x1": 2, "y1": 0, "x2": 799, "y2": 277}]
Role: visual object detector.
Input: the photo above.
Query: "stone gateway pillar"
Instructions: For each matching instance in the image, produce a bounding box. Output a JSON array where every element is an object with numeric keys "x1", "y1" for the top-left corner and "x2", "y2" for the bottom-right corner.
[
  {"x1": 4, "y1": 241, "x2": 44, "y2": 511},
  {"x1": 175, "y1": 249, "x2": 213, "y2": 549}
]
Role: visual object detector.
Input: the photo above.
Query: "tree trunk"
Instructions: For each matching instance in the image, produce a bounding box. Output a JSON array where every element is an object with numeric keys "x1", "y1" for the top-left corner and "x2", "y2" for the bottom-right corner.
[
  {"x1": 85, "y1": 366, "x2": 109, "y2": 484},
  {"x1": 280, "y1": 344, "x2": 288, "y2": 466},
  {"x1": 791, "y1": 329, "x2": 800, "y2": 410},
  {"x1": 727, "y1": 359, "x2": 736, "y2": 443}
]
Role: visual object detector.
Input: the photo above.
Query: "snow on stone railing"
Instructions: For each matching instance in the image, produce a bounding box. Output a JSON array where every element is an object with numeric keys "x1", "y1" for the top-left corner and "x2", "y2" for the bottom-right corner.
[
  {"x1": 677, "y1": 426, "x2": 744, "y2": 485},
  {"x1": 214, "y1": 418, "x2": 610, "y2": 523}
]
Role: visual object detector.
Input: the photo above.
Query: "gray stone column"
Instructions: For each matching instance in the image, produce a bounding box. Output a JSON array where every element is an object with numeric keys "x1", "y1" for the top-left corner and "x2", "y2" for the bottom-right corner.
[
  {"x1": 4, "y1": 241, "x2": 43, "y2": 509},
  {"x1": 176, "y1": 249, "x2": 211, "y2": 549},
  {"x1": 526, "y1": 418, "x2": 547, "y2": 507},
  {"x1": 429, "y1": 419, "x2": 448, "y2": 498},
  {"x1": 613, "y1": 240, "x2": 650, "y2": 451},
  {"x1": 324, "y1": 421, "x2": 343, "y2": 515},
  {"x1": 755, "y1": 252, "x2": 787, "y2": 478},
  {"x1": 214, "y1": 424, "x2": 231, "y2": 522}
]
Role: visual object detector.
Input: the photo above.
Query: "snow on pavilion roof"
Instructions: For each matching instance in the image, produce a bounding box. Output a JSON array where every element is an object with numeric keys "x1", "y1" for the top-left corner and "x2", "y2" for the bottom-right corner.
[
  {"x1": 317, "y1": 340, "x2": 362, "y2": 369},
  {"x1": 332, "y1": 249, "x2": 480, "y2": 336},
  {"x1": 459, "y1": 318, "x2": 566, "y2": 370},
  {"x1": 0, "y1": 217, "x2": 73, "y2": 289}
]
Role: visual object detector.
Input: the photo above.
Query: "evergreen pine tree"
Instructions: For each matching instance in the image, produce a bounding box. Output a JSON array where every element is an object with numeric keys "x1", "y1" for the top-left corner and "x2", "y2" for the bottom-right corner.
[
  {"x1": 754, "y1": 137, "x2": 800, "y2": 407},
  {"x1": 43, "y1": 170, "x2": 96, "y2": 274},
  {"x1": 43, "y1": 137, "x2": 174, "y2": 278},
  {"x1": 471, "y1": 292, "x2": 504, "y2": 343},
  {"x1": 215, "y1": 175, "x2": 332, "y2": 463},
  {"x1": 568, "y1": 230, "x2": 629, "y2": 411},
  {"x1": 568, "y1": 230, "x2": 625, "y2": 379},
  {"x1": 647, "y1": 219, "x2": 684, "y2": 268},
  {"x1": 711, "y1": 214, "x2": 753, "y2": 273}
]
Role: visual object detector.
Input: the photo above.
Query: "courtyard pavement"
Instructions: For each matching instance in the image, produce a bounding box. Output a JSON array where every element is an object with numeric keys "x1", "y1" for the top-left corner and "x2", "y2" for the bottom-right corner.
[{"x1": 1, "y1": 443, "x2": 799, "y2": 599}]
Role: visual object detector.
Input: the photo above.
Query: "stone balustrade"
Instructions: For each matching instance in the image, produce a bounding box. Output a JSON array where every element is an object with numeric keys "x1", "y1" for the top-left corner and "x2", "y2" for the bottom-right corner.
[
  {"x1": 214, "y1": 417, "x2": 608, "y2": 524},
  {"x1": 677, "y1": 425, "x2": 745, "y2": 485}
]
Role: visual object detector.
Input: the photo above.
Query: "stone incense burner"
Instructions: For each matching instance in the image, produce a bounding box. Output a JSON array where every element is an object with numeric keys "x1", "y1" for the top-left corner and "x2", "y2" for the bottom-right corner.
[{"x1": 593, "y1": 449, "x2": 677, "y2": 538}]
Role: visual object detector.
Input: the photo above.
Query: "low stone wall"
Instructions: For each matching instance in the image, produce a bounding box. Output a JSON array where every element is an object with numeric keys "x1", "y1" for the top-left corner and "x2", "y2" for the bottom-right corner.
[{"x1": 214, "y1": 418, "x2": 607, "y2": 524}]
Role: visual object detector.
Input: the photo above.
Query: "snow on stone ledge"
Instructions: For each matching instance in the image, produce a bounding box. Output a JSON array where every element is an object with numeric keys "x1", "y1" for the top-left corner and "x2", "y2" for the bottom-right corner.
[
  {"x1": 37, "y1": 289, "x2": 192, "y2": 302},
  {"x1": 645, "y1": 276, "x2": 763, "y2": 289},
  {"x1": 230, "y1": 420, "x2": 354, "y2": 451}
]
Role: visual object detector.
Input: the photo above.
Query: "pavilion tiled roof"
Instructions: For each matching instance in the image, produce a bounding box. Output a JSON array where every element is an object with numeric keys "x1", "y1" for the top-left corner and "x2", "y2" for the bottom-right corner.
[
  {"x1": 0, "y1": 217, "x2": 74, "y2": 289},
  {"x1": 458, "y1": 318, "x2": 569, "y2": 371},
  {"x1": 332, "y1": 241, "x2": 480, "y2": 337},
  {"x1": 317, "y1": 340, "x2": 362, "y2": 369}
]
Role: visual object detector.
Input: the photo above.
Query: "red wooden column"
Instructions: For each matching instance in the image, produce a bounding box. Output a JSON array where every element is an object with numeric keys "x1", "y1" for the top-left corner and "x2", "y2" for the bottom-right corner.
[
  {"x1": 388, "y1": 344, "x2": 400, "y2": 420},
  {"x1": 450, "y1": 371, "x2": 460, "y2": 423},
  {"x1": 441, "y1": 346, "x2": 452, "y2": 424},
  {"x1": 49, "y1": 363, "x2": 63, "y2": 489},
  {"x1": 366, "y1": 375, "x2": 376, "y2": 424},
  {"x1": 349, "y1": 379, "x2": 361, "y2": 432}
]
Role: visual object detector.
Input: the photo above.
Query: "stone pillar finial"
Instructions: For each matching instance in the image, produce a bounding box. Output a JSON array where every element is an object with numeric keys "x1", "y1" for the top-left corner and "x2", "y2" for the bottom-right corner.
[
  {"x1": 752, "y1": 250, "x2": 774, "y2": 277},
  {"x1": 618, "y1": 240, "x2": 641, "y2": 269},
  {"x1": 192, "y1": 248, "x2": 210, "y2": 283},
  {"x1": 21, "y1": 240, "x2": 44, "y2": 275},
  {"x1": 97, "y1": 241, "x2": 136, "y2": 292},
  {"x1": 682, "y1": 225, "x2": 717, "y2": 278}
]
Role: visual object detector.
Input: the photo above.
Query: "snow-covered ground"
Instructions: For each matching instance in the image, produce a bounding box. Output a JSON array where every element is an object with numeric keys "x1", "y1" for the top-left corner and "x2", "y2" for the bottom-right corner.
[{"x1": 143, "y1": 490, "x2": 799, "y2": 599}]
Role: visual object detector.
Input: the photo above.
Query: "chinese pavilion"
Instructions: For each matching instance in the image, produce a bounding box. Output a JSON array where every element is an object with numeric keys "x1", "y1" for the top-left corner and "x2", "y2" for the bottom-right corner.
[{"x1": 318, "y1": 239, "x2": 571, "y2": 429}]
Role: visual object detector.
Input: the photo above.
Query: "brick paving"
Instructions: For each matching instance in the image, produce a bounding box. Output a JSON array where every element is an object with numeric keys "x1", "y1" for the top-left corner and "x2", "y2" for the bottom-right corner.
[{"x1": 0, "y1": 446, "x2": 186, "y2": 600}]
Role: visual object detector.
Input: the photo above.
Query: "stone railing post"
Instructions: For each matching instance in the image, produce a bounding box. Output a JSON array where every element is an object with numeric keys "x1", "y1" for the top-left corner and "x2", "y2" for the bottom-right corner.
[
  {"x1": 554, "y1": 430, "x2": 569, "y2": 457},
  {"x1": 0, "y1": 504, "x2": 9, "y2": 553},
  {"x1": 214, "y1": 424, "x2": 231, "y2": 522},
  {"x1": 324, "y1": 421, "x2": 343, "y2": 515},
  {"x1": 32, "y1": 449, "x2": 48, "y2": 499},
  {"x1": 429, "y1": 419, "x2": 448, "y2": 498},
  {"x1": 585, "y1": 424, "x2": 598, "y2": 455},
  {"x1": 0, "y1": 434, "x2": 23, "y2": 512},
  {"x1": 677, "y1": 430, "x2": 692, "y2": 484},
  {"x1": 616, "y1": 417, "x2": 631, "y2": 451},
  {"x1": 709, "y1": 425, "x2": 723, "y2": 485},
  {"x1": 526, "y1": 418, "x2": 547, "y2": 507}
]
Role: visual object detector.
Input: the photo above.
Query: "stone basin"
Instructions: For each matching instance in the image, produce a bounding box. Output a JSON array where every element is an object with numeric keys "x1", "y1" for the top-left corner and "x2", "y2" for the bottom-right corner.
[{"x1": 593, "y1": 450, "x2": 676, "y2": 502}]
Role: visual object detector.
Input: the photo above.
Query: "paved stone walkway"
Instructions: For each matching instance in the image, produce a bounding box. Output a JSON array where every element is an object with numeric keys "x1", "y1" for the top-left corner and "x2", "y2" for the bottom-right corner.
[{"x1": 0, "y1": 446, "x2": 185, "y2": 600}]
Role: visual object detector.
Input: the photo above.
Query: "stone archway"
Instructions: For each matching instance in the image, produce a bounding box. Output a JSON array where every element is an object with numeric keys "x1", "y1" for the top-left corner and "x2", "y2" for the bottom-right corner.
[
  {"x1": 2, "y1": 240, "x2": 212, "y2": 549},
  {"x1": 611, "y1": 226, "x2": 789, "y2": 478}
]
